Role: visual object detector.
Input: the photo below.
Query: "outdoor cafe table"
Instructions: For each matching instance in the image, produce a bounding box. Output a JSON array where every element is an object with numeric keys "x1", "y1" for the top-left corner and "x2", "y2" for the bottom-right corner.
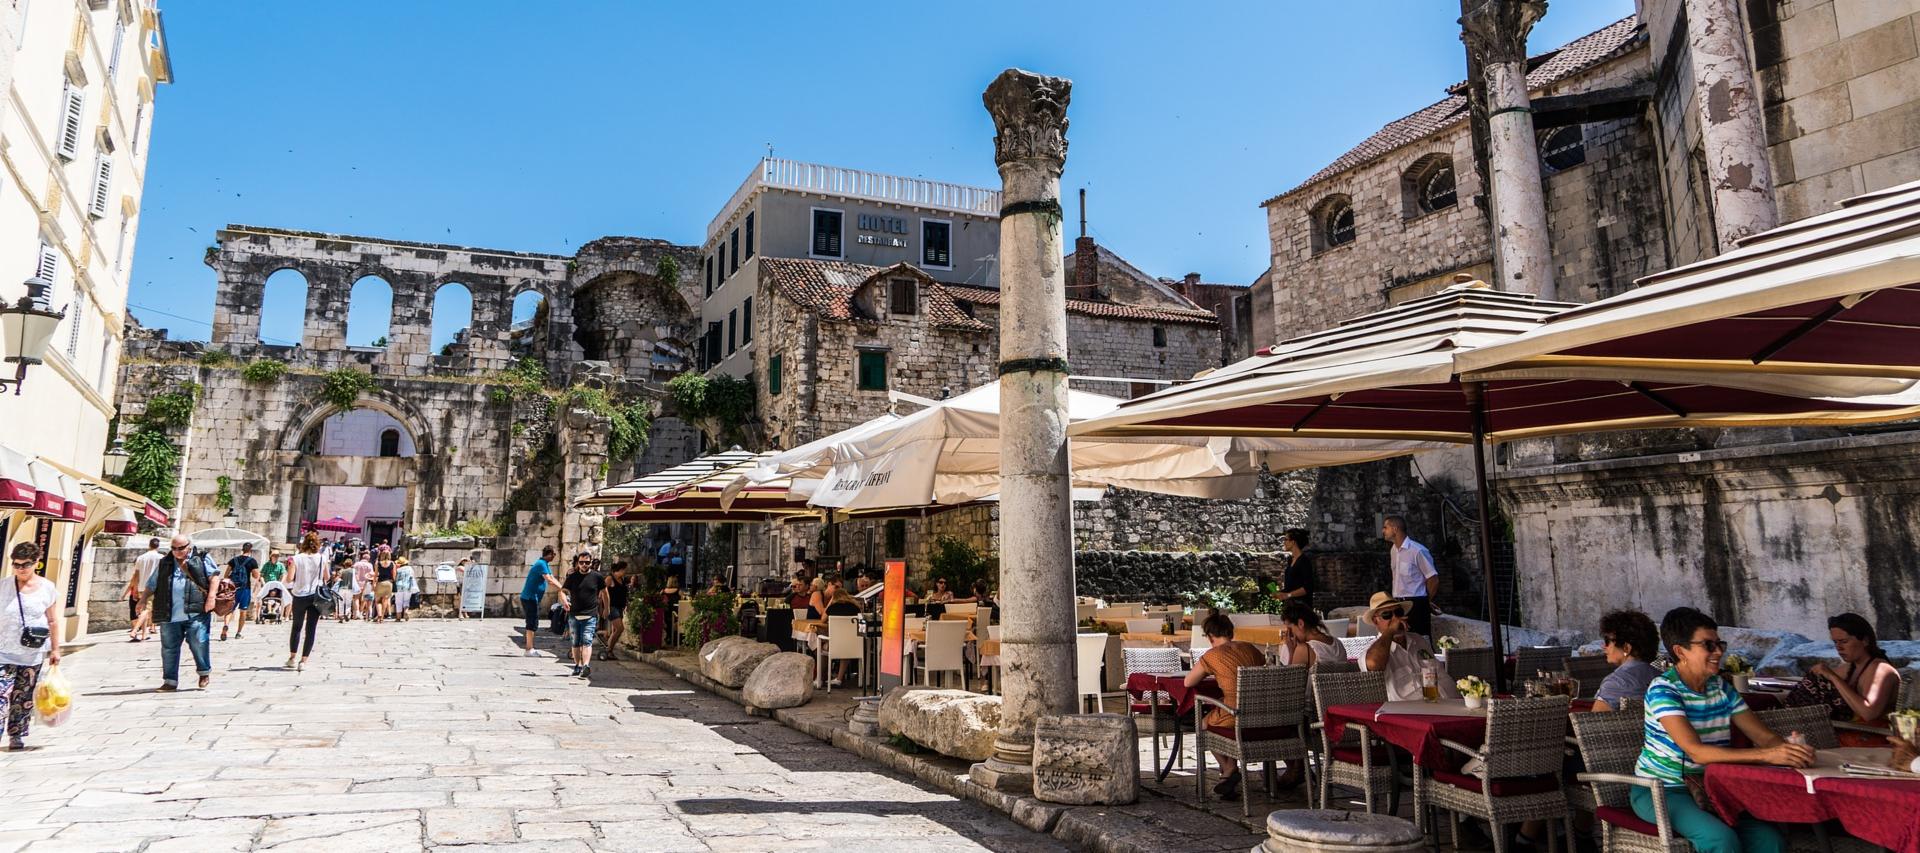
[
  {"x1": 1126, "y1": 672, "x2": 1222, "y2": 781},
  {"x1": 1323, "y1": 699, "x2": 1594, "y2": 771},
  {"x1": 1704, "y1": 754, "x2": 1920, "y2": 853}
]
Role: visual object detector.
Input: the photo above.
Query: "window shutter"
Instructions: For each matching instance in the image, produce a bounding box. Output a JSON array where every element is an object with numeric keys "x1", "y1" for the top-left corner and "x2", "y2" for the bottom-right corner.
[
  {"x1": 813, "y1": 211, "x2": 841, "y2": 257},
  {"x1": 741, "y1": 297, "x2": 753, "y2": 344},
  {"x1": 729, "y1": 228, "x2": 740, "y2": 274},
  {"x1": 768, "y1": 354, "x2": 782, "y2": 396},
  {"x1": 66, "y1": 298, "x2": 84, "y2": 358},
  {"x1": 89, "y1": 156, "x2": 113, "y2": 218},
  {"x1": 922, "y1": 221, "x2": 950, "y2": 267},
  {"x1": 744, "y1": 213, "x2": 755, "y2": 258},
  {"x1": 36, "y1": 242, "x2": 59, "y2": 283},
  {"x1": 890, "y1": 279, "x2": 917, "y2": 315},
  {"x1": 57, "y1": 84, "x2": 85, "y2": 160},
  {"x1": 727, "y1": 309, "x2": 737, "y2": 355},
  {"x1": 108, "y1": 20, "x2": 126, "y2": 82}
]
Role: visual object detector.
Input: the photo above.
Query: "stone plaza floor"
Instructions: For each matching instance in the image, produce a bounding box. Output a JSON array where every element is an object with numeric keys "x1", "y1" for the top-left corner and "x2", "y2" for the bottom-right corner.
[{"x1": 0, "y1": 618, "x2": 1071, "y2": 852}]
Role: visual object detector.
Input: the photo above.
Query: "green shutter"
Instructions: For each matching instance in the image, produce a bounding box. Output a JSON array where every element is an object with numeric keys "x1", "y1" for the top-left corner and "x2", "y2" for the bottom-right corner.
[
  {"x1": 857, "y1": 351, "x2": 887, "y2": 391},
  {"x1": 769, "y1": 354, "x2": 783, "y2": 396}
]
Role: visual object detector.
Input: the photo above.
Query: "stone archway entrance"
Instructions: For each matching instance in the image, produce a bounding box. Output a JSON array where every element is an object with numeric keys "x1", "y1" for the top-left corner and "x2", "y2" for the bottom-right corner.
[{"x1": 275, "y1": 393, "x2": 433, "y2": 546}]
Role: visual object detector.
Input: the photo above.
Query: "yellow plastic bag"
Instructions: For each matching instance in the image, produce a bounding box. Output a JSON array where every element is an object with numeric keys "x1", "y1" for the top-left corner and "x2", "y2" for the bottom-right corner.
[{"x1": 32, "y1": 664, "x2": 73, "y2": 727}]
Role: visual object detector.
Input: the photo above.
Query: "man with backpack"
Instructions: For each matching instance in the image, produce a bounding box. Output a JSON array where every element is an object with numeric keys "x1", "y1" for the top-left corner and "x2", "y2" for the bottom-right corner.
[{"x1": 146, "y1": 533, "x2": 220, "y2": 690}]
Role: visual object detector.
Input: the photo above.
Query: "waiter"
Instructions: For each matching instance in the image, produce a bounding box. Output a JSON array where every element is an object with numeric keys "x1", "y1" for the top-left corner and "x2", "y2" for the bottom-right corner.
[{"x1": 1381, "y1": 515, "x2": 1439, "y2": 639}]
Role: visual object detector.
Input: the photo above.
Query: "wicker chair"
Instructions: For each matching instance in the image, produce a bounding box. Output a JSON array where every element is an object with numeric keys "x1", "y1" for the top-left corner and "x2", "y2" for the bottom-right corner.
[
  {"x1": 1754, "y1": 704, "x2": 1839, "y2": 749},
  {"x1": 1310, "y1": 669, "x2": 1399, "y2": 814},
  {"x1": 1122, "y1": 646, "x2": 1185, "y2": 774},
  {"x1": 1447, "y1": 647, "x2": 1500, "y2": 684},
  {"x1": 1566, "y1": 655, "x2": 1615, "y2": 699},
  {"x1": 1570, "y1": 709, "x2": 1688, "y2": 852},
  {"x1": 1418, "y1": 696, "x2": 1572, "y2": 852},
  {"x1": 1194, "y1": 664, "x2": 1312, "y2": 817},
  {"x1": 1515, "y1": 646, "x2": 1573, "y2": 679},
  {"x1": 1313, "y1": 660, "x2": 1359, "y2": 674}
]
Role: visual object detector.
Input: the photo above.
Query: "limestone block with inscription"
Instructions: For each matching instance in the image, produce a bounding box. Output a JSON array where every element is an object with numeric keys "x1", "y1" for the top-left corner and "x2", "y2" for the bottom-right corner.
[{"x1": 1032, "y1": 713, "x2": 1137, "y2": 805}]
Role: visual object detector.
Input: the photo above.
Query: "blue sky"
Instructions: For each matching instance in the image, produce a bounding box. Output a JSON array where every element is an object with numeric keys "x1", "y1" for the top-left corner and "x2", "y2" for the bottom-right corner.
[{"x1": 130, "y1": 0, "x2": 1635, "y2": 345}]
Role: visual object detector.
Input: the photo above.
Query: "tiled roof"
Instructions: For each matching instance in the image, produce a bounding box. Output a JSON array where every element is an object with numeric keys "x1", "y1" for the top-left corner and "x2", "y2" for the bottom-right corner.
[
  {"x1": 943, "y1": 284, "x2": 1221, "y2": 327},
  {"x1": 759, "y1": 257, "x2": 991, "y2": 332},
  {"x1": 1261, "y1": 15, "x2": 1643, "y2": 206}
]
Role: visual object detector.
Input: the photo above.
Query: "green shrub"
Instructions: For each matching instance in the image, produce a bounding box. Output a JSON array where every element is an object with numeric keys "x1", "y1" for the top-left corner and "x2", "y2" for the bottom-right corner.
[
  {"x1": 241, "y1": 359, "x2": 287, "y2": 384},
  {"x1": 490, "y1": 356, "x2": 548, "y2": 405},
  {"x1": 559, "y1": 385, "x2": 652, "y2": 463},
  {"x1": 214, "y1": 475, "x2": 234, "y2": 511},
  {"x1": 666, "y1": 372, "x2": 754, "y2": 446},
  {"x1": 141, "y1": 385, "x2": 200, "y2": 428},
  {"x1": 320, "y1": 368, "x2": 375, "y2": 410},
  {"x1": 198, "y1": 349, "x2": 234, "y2": 367},
  {"x1": 927, "y1": 536, "x2": 992, "y2": 597},
  {"x1": 117, "y1": 426, "x2": 180, "y2": 503}
]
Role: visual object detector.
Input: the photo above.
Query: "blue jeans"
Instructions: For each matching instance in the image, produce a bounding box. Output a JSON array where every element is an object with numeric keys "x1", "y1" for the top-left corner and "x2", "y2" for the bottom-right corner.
[
  {"x1": 1631, "y1": 784, "x2": 1784, "y2": 853},
  {"x1": 570, "y1": 614, "x2": 598, "y2": 648},
  {"x1": 160, "y1": 613, "x2": 212, "y2": 686}
]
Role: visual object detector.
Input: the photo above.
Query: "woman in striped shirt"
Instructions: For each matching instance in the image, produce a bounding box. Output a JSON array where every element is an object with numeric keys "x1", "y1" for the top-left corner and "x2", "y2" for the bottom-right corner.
[{"x1": 1632, "y1": 607, "x2": 1812, "y2": 853}]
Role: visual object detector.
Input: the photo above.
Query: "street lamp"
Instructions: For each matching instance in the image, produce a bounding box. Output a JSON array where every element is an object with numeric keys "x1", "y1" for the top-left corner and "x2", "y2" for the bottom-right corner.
[
  {"x1": 102, "y1": 436, "x2": 128, "y2": 479},
  {"x1": 0, "y1": 275, "x2": 66, "y2": 396}
]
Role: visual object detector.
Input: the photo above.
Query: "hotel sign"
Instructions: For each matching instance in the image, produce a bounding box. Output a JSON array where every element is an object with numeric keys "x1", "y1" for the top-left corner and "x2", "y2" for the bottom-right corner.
[{"x1": 856, "y1": 214, "x2": 908, "y2": 248}]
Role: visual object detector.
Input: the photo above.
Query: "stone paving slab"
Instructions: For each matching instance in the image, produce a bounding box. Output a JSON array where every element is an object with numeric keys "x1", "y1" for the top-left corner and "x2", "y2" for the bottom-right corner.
[{"x1": 8, "y1": 620, "x2": 1071, "y2": 852}]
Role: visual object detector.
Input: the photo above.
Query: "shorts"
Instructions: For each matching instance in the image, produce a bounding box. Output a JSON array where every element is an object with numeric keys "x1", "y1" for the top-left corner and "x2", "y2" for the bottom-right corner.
[
  {"x1": 235, "y1": 587, "x2": 253, "y2": 609},
  {"x1": 570, "y1": 614, "x2": 599, "y2": 648},
  {"x1": 128, "y1": 594, "x2": 142, "y2": 620},
  {"x1": 521, "y1": 597, "x2": 541, "y2": 632},
  {"x1": 375, "y1": 581, "x2": 394, "y2": 601}
]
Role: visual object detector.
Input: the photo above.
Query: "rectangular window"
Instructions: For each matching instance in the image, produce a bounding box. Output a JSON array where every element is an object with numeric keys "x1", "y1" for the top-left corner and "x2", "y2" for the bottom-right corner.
[
  {"x1": 744, "y1": 212, "x2": 755, "y2": 258},
  {"x1": 922, "y1": 219, "x2": 951, "y2": 268},
  {"x1": 727, "y1": 309, "x2": 737, "y2": 355},
  {"x1": 856, "y1": 350, "x2": 887, "y2": 391},
  {"x1": 1152, "y1": 326, "x2": 1167, "y2": 347},
  {"x1": 705, "y1": 322, "x2": 723, "y2": 367},
  {"x1": 741, "y1": 297, "x2": 753, "y2": 344},
  {"x1": 889, "y1": 278, "x2": 917, "y2": 316},
  {"x1": 729, "y1": 228, "x2": 740, "y2": 274},
  {"x1": 56, "y1": 81, "x2": 85, "y2": 160},
  {"x1": 88, "y1": 154, "x2": 113, "y2": 218},
  {"x1": 704, "y1": 256, "x2": 712, "y2": 296},
  {"x1": 66, "y1": 298, "x2": 83, "y2": 358},
  {"x1": 714, "y1": 252, "x2": 724, "y2": 285},
  {"x1": 107, "y1": 19, "x2": 126, "y2": 83},
  {"x1": 811, "y1": 209, "x2": 843, "y2": 258},
  {"x1": 768, "y1": 354, "x2": 782, "y2": 396}
]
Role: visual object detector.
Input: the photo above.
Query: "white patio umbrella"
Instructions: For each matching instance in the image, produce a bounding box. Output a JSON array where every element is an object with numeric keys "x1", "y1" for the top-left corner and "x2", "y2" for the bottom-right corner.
[{"x1": 187, "y1": 527, "x2": 270, "y2": 551}]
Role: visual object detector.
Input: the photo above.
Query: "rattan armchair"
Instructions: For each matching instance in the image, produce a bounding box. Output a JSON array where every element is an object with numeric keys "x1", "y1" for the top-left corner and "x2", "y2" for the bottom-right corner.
[
  {"x1": 1447, "y1": 647, "x2": 1501, "y2": 684},
  {"x1": 1566, "y1": 655, "x2": 1614, "y2": 699},
  {"x1": 1570, "y1": 709, "x2": 1690, "y2": 852},
  {"x1": 1418, "y1": 696, "x2": 1573, "y2": 853},
  {"x1": 1312, "y1": 659, "x2": 1359, "y2": 674},
  {"x1": 1123, "y1": 646, "x2": 1184, "y2": 774},
  {"x1": 1515, "y1": 646, "x2": 1573, "y2": 679},
  {"x1": 1754, "y1": 704, "x2": 1838, "y2": 749},
  {"x1": 1310, "y1": 669, "x2": 1399, "y2": 814},
  {"x1": 1193, "y1": 664, "x2": 1311, "y2": 817}
]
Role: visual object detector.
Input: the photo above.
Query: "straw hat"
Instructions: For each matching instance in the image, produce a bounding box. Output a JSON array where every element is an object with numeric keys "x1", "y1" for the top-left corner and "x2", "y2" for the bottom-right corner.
[{"x1": 1363, "y1": 591, "x2": 1409, "y2": 622}]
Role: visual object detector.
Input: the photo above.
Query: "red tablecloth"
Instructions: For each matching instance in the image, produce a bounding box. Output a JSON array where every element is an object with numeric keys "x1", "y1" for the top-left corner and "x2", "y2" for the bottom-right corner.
[
  {"x1": 1125, "y1": 672, "x2": 1221, "y2": 718},
  {"x1": 1322, "y1": 700, "x2": 1593, "y2": 771},
  {"x1": 1705, "y1": 763, "x2": 1920, "y2": 853}
]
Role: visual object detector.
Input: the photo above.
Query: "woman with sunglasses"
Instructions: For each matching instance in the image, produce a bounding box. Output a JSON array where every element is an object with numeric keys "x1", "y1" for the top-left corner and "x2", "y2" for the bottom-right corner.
[
  {"x1": 1632, "y1": 607, "x2": 1809, "y2": 853},
  {"x1": 0, "y1": 543, "x2": 59, "y2": 749}
]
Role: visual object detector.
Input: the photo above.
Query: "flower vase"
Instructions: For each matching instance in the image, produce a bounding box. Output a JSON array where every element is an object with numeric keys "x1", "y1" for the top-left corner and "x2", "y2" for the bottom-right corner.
[
  {"x1": 1464, "y1": 694, "x2": 1484, "y2": 710},
  {"x1": 1729, "y1": 674, "x2": 1751, "y2": 693}
]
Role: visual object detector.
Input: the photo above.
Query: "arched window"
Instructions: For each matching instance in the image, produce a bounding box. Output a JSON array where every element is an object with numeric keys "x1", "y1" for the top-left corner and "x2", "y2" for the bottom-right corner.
[
  {"x1": 259, "y1": 268, "x2": 309, "y2": 347},
  {"x1": 1405, "y1": 155, "x2": 1457, "y2": 215},
  {"x1": 1312, "y1": 195, "x2": 1356, "y2": 252},
  {"x1": 509, "y1": 290, "x2": 547, "y2": 355},
  {"x1": 1541, "y1": 125, "x2": 1586, "y2": 173},
  {"x1": 378, "y1": 429, "x2": 400, "y2": 457},
  {"x1": 346, "y1": 275, "x2": 394, "y2": 348},
  {"x1": 429, "y1": 282, "x2": 474, "y2": 355}
]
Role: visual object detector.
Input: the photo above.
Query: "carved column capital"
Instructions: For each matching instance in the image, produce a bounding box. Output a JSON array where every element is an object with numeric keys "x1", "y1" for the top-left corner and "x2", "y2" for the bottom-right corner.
[
  {"x1": 1459, "y1": 0, "x2": 1548, "y2": 65},
  {"x1": 983, "y1": 69, "x2": 1071, "y2": 168}
]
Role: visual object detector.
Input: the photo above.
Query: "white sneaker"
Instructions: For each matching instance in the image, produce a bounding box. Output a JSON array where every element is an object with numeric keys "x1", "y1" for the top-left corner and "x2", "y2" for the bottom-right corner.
[{"x1": 525, "y1": 649, "x2": 539, "y2": 657}]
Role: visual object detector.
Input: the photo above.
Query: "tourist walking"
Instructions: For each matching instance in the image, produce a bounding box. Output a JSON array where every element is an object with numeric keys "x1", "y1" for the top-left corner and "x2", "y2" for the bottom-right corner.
[
  {"x1": 331, "y1": 557, "x2": 355, "y2": 623},
  {"x1": 560, "y1": 552, "x2": 607, "y2": 677},
  {"x1": 1, "y1": 543, "x2": 60, "y2": 749},
  {"x1": 393, "y1": 557, "x2": 416, "y2": 622},
  {"x1": 352, "y1": 550, "x2": 375, "y2": 621},
  {"x1": 599, "y1": 561, "x2": 630, "y2": 661},
  {"x1": 221, "y1": 542, "x2": 260, "y2": 641},
  {"x1": 372, "y1": 550, "x2": 397, "y2": 623},
  {"x1": 520, "y1": 546, "x2": 556, "y2": 657},
  {"x1": 147, "y1": 534, "x2": 217, "y2": 690},
  {"x1": 124, "y1": 537, "x2": 162, "y2": 642},
  {"x1": 285, "y1": 532, "x2": 329, "y2": 671},
  {"x1": 1381, "y1": 515, "x2": 1438, "y2": 639}
]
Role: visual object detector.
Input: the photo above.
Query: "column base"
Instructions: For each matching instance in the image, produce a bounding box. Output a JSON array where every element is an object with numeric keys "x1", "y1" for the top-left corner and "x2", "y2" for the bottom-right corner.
[{"x1": 968, "y1": 736, "x2": 1035, "y2": 794}]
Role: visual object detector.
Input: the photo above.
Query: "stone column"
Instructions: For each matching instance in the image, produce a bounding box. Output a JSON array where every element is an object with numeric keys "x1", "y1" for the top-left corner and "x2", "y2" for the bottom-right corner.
[
  {"x1": 970, "y1": 68, "x2": 1078, "y2": 796},
  {"x1": 1460, "y1": 0, "x2": 1555, "y2": 300},
  {"x1": 1685, "y1": 0, "x2": 1776, "y2": 250}
]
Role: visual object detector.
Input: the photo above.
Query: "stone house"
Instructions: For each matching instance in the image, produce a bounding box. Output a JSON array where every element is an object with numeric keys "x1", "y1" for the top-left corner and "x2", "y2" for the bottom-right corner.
[{"x1": 1251, "y1": 4, "x2": 1920, "y2": 639}]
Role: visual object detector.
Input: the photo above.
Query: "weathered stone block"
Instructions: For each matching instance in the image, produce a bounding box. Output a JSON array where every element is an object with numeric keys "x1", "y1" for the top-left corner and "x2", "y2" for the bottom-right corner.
[
  {"x1": 878, "y1": 687, "x2": 1002, "y2": 761},
  {"x1": 741, "y1": 652, "x2": 815, "y2": 709},
  {"x1": 1032, "y1": 713, "x2": 1137, "y2": 805},
  {"x1": 700, "y1": 638, "x2": 779, "y2": 688},
  {"x1": 1259, "y1": 809, "x2": 1425, "y2": 853}
]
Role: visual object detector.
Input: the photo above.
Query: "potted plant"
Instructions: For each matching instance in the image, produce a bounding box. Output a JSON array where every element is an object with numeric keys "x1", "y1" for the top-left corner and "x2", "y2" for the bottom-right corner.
[
  {"x1": 1890, "y1": 708, "x2": 1919, "y2": 744},
  {"x1": 1435, "y1": 635, "x2": 1460, "y2": 654},
  {"x1": 1722, "y1": 653, "x2": 1754, "y2": 692},
  {"x1": 1457, "y1": 675, "x2": 1491, "y2": 710}
]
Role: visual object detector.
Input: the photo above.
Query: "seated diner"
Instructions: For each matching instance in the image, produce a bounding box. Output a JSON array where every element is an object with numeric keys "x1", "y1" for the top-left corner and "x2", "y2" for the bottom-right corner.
[
  {"x1": 1359, "y1": 592, "x2": 1456, "y2": 701},
  {"x1": 1184, "y1": 611, "x2": 1266, "y2": 799},
  {"x1": 1274, "y1": 601, "x2": 1345, "y2": 669},
  {"x1": 1785, "y1": 612, "x2": 1902, "y2": 743},
  {"x1": 1593, "y1": 608, "x2": 1662, "y2": 712}
]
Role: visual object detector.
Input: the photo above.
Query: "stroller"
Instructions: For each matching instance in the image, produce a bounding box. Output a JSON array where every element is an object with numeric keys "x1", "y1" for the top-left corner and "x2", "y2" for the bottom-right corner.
[{"x1": 257, "y1": 581, "x2": 289, "y2": 624}]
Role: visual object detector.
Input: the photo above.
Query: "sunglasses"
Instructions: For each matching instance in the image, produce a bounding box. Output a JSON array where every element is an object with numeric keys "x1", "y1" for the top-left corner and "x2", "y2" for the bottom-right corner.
[
  {"x1": 10, "y1": 560, "x2": 33, "y2": 568},
  {"x1": 1680, "y1": 639, "x2": 1729, "y2": 652}
]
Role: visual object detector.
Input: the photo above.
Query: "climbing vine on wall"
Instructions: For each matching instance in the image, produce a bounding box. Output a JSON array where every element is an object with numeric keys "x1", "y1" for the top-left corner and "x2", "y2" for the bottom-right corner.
[
  {"x1": 558, "y1": 385, "x2": 652, "y2": 463},
  {"x1": 320, "y1": 368, "x2": 375, "y2": 410},
  {"x1": 488, "y1": 356, "x2": 549, "y2": 406},
  {"x1": 214, "y1": 476, "x2": 234, "y2": 511},
  {"x1": 118, "y1": 427, "x2": 181, "y2": 505},
  {"x1": 241, "y1": 359, "x2": 287, "y2": 384},
  {"x1": 665, "y1": 372, "x2": 755, "y2": 447}
]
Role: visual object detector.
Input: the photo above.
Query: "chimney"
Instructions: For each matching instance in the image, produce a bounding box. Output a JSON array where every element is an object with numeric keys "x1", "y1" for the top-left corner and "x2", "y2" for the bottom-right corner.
[
  {"x1": 1073, "y1": 188, "x2": 1099, "y2": 295},
  {"x1": 1181, "y1": 272, "x2": 1201, "y2": 296}
]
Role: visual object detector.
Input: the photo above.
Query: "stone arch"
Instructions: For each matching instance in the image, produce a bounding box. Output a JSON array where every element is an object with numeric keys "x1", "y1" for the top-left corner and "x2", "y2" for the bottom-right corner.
[
  {"x1": 258, "y1": 266, "x2": 311, "y2": 348},
  {"x1": 275, "y1": 387, "x2": 437, "y2": 459},
  {"x1": 1401, "y1": 152, "x2": 1458, "y2": 217},
  {"x1": 347, "y1": 274, "x2": 395, "y2": 348},
  {"x1": 1310, "y1": 193, "x2": 1356, "y2": 253},
  {"x1": 508, "y1": 285, "x2": 550, "y2": 357},
  {"x1": 430, "y1": 281, "x2": 475, "y2": 354}
]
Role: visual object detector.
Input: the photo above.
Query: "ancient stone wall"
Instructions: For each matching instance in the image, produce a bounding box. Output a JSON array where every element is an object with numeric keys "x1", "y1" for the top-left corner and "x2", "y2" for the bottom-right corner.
[{"x1": 570, "y1": 237, "x2": 703, "y2": 384}]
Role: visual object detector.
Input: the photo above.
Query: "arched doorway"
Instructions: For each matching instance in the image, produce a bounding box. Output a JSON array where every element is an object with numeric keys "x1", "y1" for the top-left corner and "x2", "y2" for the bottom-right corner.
[{"x1": 278, "y1": 396, "x2": 429, "y2": 547}]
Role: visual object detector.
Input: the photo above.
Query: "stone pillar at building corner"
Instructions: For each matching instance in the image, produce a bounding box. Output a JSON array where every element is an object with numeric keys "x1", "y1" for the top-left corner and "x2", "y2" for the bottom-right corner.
[
  {"x1": 1684, "y1": 0, "x2": 1777, "y2": 251},
  {"x1": 969, "y1": 68, "x2": 1079, "y2": 796},
  {"x1": 1460, "y1": 0, "x2": 1556, "y2": 301},
  {"x1": 557, "y1": 403, "x2": 613, "y2": 562}
]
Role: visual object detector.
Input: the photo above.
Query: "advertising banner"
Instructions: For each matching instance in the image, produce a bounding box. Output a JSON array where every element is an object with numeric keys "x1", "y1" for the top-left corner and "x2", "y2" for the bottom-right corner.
[{"x1": 877, "y1": 559, "x2": 907, "y2": 689}]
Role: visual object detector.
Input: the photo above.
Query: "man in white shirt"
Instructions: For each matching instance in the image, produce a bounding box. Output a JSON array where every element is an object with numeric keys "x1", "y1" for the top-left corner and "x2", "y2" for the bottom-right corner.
[
  {"x1": 1360, "y1": 592, "x2": 1457, "y2": 702},
  {"x1": 125, "y1": 538, "x2": 163, "y2": 642},
  {"x1": 1383, "y1": 515, "x2": 1439, "y2": 639}
]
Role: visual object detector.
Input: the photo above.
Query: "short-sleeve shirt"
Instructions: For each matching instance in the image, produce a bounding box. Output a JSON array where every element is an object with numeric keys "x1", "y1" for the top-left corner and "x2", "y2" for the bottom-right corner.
[
  {"x1": 132, "y1": 549, "x2": 163, "y2": 589},
  {"x1": 260, "y1": 560, "x2": 286, "y2": 583},
  {"x1": 1196, "y1": 641, "x2": 1268, "y2": 729},
  {"x1": 1390, "y1": 538, "x2": 1438, "y2": 599},
  {"x1": 354, "y1": 560, "x2": 374, "y2": 584},
  {"x1": 520, "y1": 559, "x2": 553, "y2": 601},
  {"x1": 1635, "y1": 668, "x2": 1749, "y2": 786},
  {"x1": 1595, "y1": 659, "x2": 1660, "y2": 710},
  {"x1": 227, "y1": 555, "x2": 259, "y2": 582},
  {"x1": 394, "y1": 565, "x2": 415, "y2": 592},
  {"x1": 562, "y1": 570, "x2": 605, "y2": 617},
  {"x1": 1282, "y1": 551, "x2": 1316, "y2": 607}
]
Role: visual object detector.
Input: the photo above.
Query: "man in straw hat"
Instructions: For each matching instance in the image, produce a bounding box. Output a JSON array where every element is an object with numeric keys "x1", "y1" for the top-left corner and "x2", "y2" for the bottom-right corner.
[{"x1": 1360, "y1": 591, "x2": 1456, "y2": 702}]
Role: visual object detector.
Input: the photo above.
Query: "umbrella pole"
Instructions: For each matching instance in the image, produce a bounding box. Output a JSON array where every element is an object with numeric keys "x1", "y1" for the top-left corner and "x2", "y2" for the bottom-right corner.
[{"x1": 1467, "y1": 382, "x2": 1507, "y2": 692}]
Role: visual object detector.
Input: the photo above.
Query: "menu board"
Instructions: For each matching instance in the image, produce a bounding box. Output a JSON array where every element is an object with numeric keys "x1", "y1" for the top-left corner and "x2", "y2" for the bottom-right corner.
[{"x1": 460, "y1": 563, "x2": 489, "y2": 614}]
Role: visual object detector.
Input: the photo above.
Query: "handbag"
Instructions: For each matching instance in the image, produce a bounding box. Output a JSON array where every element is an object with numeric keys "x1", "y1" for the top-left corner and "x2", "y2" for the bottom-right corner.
[
  {"x1": 212, "y1": 577, "x2": 238, "y2": 617},
  {"x1": 15, "y1": 579, "x2": 48, "y2": 649}
]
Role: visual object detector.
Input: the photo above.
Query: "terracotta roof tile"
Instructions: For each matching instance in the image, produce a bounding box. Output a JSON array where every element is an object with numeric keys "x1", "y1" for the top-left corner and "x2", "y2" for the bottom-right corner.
[
  {"x1": 759, "y1": 257, "x2": 991, "y2": 332},
  {"x1": 943, "y1": 284, "x2": 1220, "y2": 327},
  {"x1": 1262, "y1": 15, "x2": 1643, "y2": 206}
]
